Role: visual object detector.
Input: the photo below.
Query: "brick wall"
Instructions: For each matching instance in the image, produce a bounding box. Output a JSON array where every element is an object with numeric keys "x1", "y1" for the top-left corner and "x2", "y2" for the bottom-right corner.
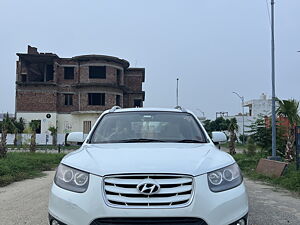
[
  {"x1": 55, "y1": 59, "x2": 78, "y2": 85},
  {"x1": 79, "y1": 65, "x2": 117, "y2": 85},
  {"x1": 16, "y1": 90, "x2": 57, "y2": 112},
  {"x1": 79, "y1": 92, "x2": 114, "y2": 111},
  {"x1": 57, "y1": 92, "x2": 79, "y2": 113},
  {"x1": 125, "y1": 93, "x2": 144, "y2": 108},
  {"x1": 124, "y1": 69, "x2": 144, "y2": 92}
]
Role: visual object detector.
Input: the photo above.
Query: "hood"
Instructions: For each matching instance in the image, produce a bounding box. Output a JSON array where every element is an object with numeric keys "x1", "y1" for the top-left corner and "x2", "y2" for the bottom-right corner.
[{"x1": 62, "y1": 143, "x2": 235, "y2": 176}]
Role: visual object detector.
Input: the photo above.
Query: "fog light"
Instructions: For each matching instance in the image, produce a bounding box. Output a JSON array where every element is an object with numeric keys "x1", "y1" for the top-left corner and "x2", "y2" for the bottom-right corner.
[
  {"x1": 236, "y1": 219, "x2": 246, "y2": 225},
  {"x1": 51, "y1": 220, "x2": 60, "y2": 225}
]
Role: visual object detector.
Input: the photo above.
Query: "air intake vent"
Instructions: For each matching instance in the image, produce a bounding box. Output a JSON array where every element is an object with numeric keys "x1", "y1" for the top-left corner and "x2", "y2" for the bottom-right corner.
[{"x1": 91, "y1": 217, "x2": 207, "y2": 225}]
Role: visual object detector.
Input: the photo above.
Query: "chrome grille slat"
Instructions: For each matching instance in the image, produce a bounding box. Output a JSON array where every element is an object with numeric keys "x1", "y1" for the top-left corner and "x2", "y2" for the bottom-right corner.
[
  {"x1": 103, "y1": 174, "x2": 194, "y2": 208},
  {"x1": 105, "y1": 184, "x2": 192, "y2": 195},
  {"x1": 106, "y1": 194, "x2": 191, "y2": 204},
  {"x1": 105, "y1": 177, "x2": 192, "y2": 185}
]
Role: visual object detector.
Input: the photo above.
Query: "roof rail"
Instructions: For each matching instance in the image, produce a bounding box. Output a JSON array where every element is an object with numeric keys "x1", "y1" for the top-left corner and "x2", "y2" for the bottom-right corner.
[
  {"x1": 174, "y1": 106, "x2": 187, "y2": 112},
  {"x1": 109, "y1": 106, "x2": 122, "y2": 113}
]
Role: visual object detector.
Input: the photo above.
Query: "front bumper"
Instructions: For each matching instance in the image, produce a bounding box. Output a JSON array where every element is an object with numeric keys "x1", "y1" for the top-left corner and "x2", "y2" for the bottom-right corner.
[{"x1": 48, "y1": 174, "x2": 248, "y2": 225}]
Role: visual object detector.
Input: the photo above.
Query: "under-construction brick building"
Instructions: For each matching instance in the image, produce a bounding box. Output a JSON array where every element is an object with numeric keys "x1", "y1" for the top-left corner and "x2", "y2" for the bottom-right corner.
[{"x1": 16, "y1": 46, "x2": 145, "y2": 135}]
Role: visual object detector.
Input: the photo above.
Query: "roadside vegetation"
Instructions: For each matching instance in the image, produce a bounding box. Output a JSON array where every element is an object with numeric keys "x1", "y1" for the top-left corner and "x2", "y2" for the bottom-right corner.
[
  {"x1": 0, "y1": 114, "x2": 26, "y2": 158},
  {"x1": 0, "y1": 114, "x2": 76, "y2": 187},
  {"x1": 0, "y1": 152, "x2": 65, "y2": 187},
  {"x1": 276, "y1": 98, "x2": 300, "y2": 161},
  {"x1": 206, "y1": 98, "x2": 300, "y2": 159},
  {"x1": 206, "y1": 98, "x2": 300, "y2": 193},
  {"x1": 234, "y1": 153, "x2": 300, "y2": 194}
]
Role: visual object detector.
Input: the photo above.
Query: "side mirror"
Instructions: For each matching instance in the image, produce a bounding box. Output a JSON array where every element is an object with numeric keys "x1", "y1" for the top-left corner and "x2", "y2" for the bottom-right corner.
[
  {"x1": 67, "y1": 132, "x2": 86, "y2": 145},
  {"x1": 211, "y1": 131, "x2": 227, "y2": 143}
]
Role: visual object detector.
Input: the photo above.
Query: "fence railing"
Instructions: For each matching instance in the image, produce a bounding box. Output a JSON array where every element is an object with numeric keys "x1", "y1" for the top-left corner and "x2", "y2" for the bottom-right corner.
[{"x1": 0, "y1": 133, "x2": 67, "y2": 145}]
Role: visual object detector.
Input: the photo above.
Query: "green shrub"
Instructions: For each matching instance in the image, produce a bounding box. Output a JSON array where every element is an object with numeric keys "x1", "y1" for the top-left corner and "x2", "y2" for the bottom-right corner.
[
  {"x1": 246, "y1": 137, "x2": 256, "y2": 156},
  {"x1": 234, "y1": 153, "x2": 300, "y2": 193}
]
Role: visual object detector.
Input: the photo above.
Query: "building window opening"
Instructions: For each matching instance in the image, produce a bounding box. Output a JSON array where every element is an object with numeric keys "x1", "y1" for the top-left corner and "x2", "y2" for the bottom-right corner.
[
  {"x1": 27, "y1": 63, "x2": 44, "y2": 82},
  {"x1": 89, "y1": 66, "x2": 106, "y2": 79},
  {"x1": 64, "y1": 94, "x2": 73, "y2": 106},
  {"x1": 116, "y1": 95, "x2": 121, "y2": 106},
  {"x1": 134, "y1": 99, "x2": 142, "y2": 107},
  {"x1": 46, "y1": 64, "x2": 54, "y2": 81},
  {"x1": 117, "y1": 69, "x2": 121, "y2": 84},
  {"x1": 64, "y1": 67, "x2": 75, "y2": 80},
  {"x1": 21, "y1": 74, "x2": 27, "y2": 82},
  {"x1": 31, "y1": 120, "x2": 41, "y2": 134},
  {"x1": 88, "y1": 93, "x2": 105, "y2": 106},
  {"x1": 83, "y1": 121, "x2": 92, "y2": 134}
]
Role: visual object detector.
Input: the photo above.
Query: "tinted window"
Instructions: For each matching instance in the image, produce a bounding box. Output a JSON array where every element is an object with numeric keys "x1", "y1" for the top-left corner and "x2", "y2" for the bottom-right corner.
[{"x1": 90, "y1": 112, "x2": 207, "y2": 143}]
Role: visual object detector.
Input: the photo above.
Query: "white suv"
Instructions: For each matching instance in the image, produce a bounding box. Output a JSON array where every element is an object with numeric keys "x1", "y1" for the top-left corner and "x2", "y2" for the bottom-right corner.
[{"x1": 48, "y1": 107, "x2": 248, "y2": 225}]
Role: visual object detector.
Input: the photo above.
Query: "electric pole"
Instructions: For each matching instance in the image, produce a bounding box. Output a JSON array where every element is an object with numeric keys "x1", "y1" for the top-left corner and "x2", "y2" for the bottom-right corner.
[
  {"x1": 271, "y1": 0, "x2": 276, "y2": 157},
  {"x1": 176, "y1": 78, "x2": 179, "y2": 106}
]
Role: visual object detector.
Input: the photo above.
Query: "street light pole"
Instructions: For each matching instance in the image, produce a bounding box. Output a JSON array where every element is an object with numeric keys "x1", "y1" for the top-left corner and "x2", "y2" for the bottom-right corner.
[
  {"x1": 271, "y1": 0, "x2": 277, "y2": 157},
  {"x1": 196, "y1": 108, "x2": 205, "y2": 118},
  {"x1": 176, "y1": 78, "x2": 179, "y2": 107},
  {"x1": 233, "y1": 92, "x2": 245, "y2": 144}
]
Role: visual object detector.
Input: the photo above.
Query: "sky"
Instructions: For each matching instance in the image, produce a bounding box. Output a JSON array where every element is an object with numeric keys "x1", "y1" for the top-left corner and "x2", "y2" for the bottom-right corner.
[{"x1": 0, "y1": 0, "x2": 299, "y2": 119}]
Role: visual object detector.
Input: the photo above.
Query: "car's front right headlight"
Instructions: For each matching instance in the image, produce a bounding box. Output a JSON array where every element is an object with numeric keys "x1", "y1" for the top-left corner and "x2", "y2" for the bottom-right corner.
[
  {"x1": 207, "y1": 163, "x2": 243, "y2": 192},
  {"x1": 54, "y1": 164, "x2": 89, "y2": 193}
]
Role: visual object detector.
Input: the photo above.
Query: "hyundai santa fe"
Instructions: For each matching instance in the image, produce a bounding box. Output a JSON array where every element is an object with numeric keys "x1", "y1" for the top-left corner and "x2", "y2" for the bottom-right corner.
[{"x1": 48, "y1": 107, "x2": 248, "y2": 225}]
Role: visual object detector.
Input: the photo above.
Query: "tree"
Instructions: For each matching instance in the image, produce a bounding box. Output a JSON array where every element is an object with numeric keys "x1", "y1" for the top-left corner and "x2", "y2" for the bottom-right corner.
[
  {"x1": 248, "y1": 115, "x2": 286, "y2": 157},
  {"x1": 48, "y1": 126, "x2": 58, "y2": 146},
  {"x1": 228, "y1": 118, "x2": 238, "y2": 155},
  {"x1": 203, "y1": 118, "x2": 231, "y2": 135},
  {"x1": 276, "y1": 98, "x2": 300, "y2": 161},
  {"x1": 239, "y1": 134, "x2": 248, "y2": 143},
  {"x1": 29, "y1": 120, "x2": 40, "y2": 152},
  {"x1": 12, "y1": 118, "x2": 25, "y2": 146},
  {"x1": 0, "y1": 113, "x2": 13, "y2": 158}
]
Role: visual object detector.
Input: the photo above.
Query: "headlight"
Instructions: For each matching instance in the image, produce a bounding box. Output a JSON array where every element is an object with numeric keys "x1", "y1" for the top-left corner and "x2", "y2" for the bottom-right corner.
[
  {"x1": 207, "y1": 163, "x2": 242, "y2": 192},
  {"x1": 54, "y1": 164, "x2": 89, "y2": 193}
]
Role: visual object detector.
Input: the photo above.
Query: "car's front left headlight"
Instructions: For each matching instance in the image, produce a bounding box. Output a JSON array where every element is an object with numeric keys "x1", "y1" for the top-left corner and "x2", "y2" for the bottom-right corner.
[
  {"x1": 54, "y1": 164, "x2": 89, "y2": 193},
  {"x1": 207, "y1": 163, "x2": 243, "y2": 192}
]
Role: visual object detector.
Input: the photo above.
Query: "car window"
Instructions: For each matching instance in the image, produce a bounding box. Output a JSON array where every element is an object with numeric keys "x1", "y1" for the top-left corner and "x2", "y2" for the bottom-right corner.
[{"x1": 90, "y1": 112, "x2": 207, "y2": 143}]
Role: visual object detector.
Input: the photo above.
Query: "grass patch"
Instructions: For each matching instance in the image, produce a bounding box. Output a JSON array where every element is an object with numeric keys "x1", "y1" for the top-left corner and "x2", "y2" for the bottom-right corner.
[
  {"x1": 220, "y1": 142, "x2": 247, "y2": 149},
  {"x1": 0, "y1": 152, "x2": 65, "y2": 187},
  {"x1": 234, "y1": 153, "x2": 300, "y2": 194}
]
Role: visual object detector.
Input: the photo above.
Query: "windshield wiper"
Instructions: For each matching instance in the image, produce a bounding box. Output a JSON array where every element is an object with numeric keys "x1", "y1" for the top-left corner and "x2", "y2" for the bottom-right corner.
[
  {"x1": 175, "y1": 139, "x2": 206, "y2": 143},
  {"x1": 117, "y1": 138, "x2": 167, "y2": 143}
]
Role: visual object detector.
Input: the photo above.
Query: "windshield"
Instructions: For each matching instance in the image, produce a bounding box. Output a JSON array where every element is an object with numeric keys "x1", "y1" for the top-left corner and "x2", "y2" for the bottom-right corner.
[{"x1": 90, "y1": 112, "x2": 207, "y2": 143}]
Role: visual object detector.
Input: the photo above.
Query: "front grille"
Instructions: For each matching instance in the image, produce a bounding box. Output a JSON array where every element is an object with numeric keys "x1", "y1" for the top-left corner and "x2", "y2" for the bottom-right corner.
[
  {"x1": 90, "y1": 218, "x2": 207, "y2": 225},
  {"x1": 103, "y1": 174, "x2": 194, "y2": 208}
]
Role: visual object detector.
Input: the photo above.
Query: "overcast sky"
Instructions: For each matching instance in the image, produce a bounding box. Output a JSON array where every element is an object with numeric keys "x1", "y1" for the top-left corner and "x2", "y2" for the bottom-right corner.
[{"x1": 0, "y1": 0, "x2": 299, "y2": 119}]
